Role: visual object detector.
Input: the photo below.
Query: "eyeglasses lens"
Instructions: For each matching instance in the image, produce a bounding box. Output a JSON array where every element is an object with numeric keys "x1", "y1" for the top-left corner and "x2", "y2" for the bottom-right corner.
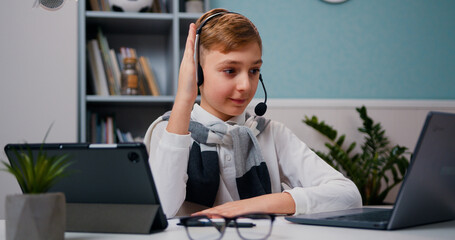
[
  {"x1": 185, "y1": 217, "x2": 226, "y2": 240},
  {"x1": 236, "y1": 214, "x2": 273, "y2": 240}
]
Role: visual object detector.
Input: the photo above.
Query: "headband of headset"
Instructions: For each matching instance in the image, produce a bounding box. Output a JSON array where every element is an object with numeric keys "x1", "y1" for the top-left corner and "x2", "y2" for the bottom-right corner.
[{"x1": 194, "y1": 11, "x2": 239, "y2": 86}]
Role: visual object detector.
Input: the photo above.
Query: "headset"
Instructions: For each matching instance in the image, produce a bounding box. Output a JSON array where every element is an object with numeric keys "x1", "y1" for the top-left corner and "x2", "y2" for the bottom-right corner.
[{"x1": 194, "y1": 11, "x2": 268, "y2": 116}]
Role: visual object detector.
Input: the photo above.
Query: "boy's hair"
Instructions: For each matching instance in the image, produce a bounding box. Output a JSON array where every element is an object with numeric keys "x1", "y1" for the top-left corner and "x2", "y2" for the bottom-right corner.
[{"x1": 195, "y1": 8, "x2": 262, "y2": 55}]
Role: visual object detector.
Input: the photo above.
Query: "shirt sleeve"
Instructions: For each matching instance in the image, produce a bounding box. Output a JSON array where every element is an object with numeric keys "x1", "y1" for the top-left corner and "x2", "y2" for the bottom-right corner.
[
  {"x1": 147, "y1": 121, "x2": 192, "y2": 217},
  {"x1": 271, "y1": 121, "x2": 362, "y2": 215}
]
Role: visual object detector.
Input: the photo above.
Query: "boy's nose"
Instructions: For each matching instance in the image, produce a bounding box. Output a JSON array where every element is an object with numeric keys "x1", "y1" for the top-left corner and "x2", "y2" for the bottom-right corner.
[{"x1": 236, "y1": 73, "x2": 251, "y2": 91}]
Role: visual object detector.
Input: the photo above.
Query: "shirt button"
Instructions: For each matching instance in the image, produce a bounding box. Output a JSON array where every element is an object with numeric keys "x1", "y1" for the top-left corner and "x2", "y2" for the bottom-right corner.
[{"x1": 226, "y1": 155, "x2": 231, "y2": 161}]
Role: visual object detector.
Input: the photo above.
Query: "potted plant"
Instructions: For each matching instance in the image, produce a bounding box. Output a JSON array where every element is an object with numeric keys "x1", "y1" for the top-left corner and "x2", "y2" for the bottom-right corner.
[
  {"x1": 303, "y1": 106, "x2": 411, "y2": 205},
  {"x1": 1, "y1": 126, "x2": 72, "y2": 240}
]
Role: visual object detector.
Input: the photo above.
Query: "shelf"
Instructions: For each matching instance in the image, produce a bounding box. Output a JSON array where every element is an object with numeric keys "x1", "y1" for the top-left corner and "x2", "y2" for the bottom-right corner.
[
  {"x1": 79, "y1": 0, "x2": 209, "y2": 142},
  {"x1": 86, "y1": 95, "x2": 176, "y2": 104},
  {"x1": 86, "y1": 11, "x2": 173, "y2": 35},
  {"x1": 177, "y1": 12, "x2": 203, "y2": 19},
  {"x1": 86, "y1": 11, "x2": 174, "y2": 19}
]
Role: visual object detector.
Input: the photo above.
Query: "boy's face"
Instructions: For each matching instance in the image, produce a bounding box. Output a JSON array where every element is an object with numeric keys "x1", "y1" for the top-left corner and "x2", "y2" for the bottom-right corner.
[{"x1": 199, "y1": 42, "x2": 262, "y2": 121}]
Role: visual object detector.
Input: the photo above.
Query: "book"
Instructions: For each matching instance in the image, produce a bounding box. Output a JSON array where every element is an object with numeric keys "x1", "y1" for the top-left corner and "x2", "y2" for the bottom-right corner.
[
  {"x1": 135, "y1": 58, "x2": 152, "y2": 95},
  {"x1": 116, "y1": 128, "x2": 125, "y2": 143},
  {"x1": 100, "y1": 0, "x2": 111, "y2": 11},
  {"x1": 139, "y1": 56, "x2": 161, "y2": 96},
  {"x1": 116, "y1": 128, "x2": 135, "y2": 143},
  {"x1": 89, "y1": 0, "x2": 100, "y2": 11},
  {"x1": 105, "y1": 116, "x2": 115, "y2": 144},
  {"x1": 151, "y1": 0, "x2": 162, "y2": 13},
  {"x1": 97, "y1": 28, "x2": 120, "y2": 95},
  {"x1": 109, "y1": 49, "x2": 121, "y2": 94},
  {"x1": 125, "y1": 132, "x2": 134, "y2": 142},
  {"x1": 159, "y1": 0, "x2": 168, "y2": 13},
  {"x1": 86, "y1": 42, "x2": 99, "y2": 95},
  {"x1": 89, "y1": 112, "x2": 100, "y2": 143},
  {"x1": 87, "y1": 39, "x2": 109, "y2": 96},
  {"x1": 89, "y1": 113, "x2": 118, "y2": 143}
]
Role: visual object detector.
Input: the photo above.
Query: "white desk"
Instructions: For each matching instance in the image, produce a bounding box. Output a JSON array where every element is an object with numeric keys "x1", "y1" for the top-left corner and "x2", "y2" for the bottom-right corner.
[{"x1": 1, "y1": 217, "x2": 454, "y2": 240}]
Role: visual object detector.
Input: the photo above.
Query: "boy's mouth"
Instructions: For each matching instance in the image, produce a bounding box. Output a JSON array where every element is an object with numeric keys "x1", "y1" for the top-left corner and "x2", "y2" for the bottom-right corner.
[{"x1": 229, "y1": 98, "x2": 246, "y2": 105}]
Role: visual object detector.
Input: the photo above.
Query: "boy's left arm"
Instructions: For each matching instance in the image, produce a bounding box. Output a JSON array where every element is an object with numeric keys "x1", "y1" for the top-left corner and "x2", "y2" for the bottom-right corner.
[
  {"x1": 194, "y1": 121, "x2": 362, "y2": 218},
  {"x1": 192, "y1": 192, "x2": 295, "y2": 217}
]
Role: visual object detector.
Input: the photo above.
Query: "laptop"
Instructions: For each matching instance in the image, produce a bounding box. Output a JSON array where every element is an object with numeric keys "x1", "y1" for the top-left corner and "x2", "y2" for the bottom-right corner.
[
  {"x1": 4, "y1": 142, "x2": 168, "y2": 234},
  {"x1": 286, "y1": 111, "x2": 455, "y2": 230}
]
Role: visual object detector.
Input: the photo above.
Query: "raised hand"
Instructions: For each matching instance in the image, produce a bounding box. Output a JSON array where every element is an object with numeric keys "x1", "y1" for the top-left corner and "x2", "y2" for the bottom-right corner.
[{"x1": 166, "y1": 23, "x2": 198, "y2": 135}]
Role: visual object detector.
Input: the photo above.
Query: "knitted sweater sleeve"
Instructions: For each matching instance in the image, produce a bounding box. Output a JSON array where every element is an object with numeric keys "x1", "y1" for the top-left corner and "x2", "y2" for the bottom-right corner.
[
  {"x1": 271, "y1": 121, "x2": 362, "y2": 215},
  {"x1": 144, "y1": 120, "x2": 192, "y2": 217}
]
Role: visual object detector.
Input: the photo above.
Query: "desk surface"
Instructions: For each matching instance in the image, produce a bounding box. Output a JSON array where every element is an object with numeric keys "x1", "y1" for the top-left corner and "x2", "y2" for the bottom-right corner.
[{"x1": 2, "y1": 217, "x2": 455, "y2": 240}]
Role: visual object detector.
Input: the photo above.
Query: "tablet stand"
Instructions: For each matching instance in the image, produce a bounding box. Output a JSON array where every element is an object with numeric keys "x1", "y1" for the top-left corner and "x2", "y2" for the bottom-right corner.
[{"x1": 66, "y1": 203, "x2": 167, "y2": 234}]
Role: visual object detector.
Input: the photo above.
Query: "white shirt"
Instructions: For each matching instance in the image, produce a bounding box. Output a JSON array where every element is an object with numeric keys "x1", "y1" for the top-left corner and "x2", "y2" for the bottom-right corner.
[{"x1": 144, "y1": 104, "x2": 362, "y2": 218}]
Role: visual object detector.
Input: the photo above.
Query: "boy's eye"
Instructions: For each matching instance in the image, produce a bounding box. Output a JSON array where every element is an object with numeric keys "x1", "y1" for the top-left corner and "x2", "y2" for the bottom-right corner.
[
  {"x1": 250, "y1": 68, "x2": 260, "y2": 75},
  {"x1": 223, "y1": 69, "x2": 235, "y2": 74}
]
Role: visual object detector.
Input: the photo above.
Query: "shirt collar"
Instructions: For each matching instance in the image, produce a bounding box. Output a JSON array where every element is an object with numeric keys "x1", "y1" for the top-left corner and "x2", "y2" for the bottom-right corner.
[{"x1": 191, "y1": 103, "x2": 247, "y2": 126}]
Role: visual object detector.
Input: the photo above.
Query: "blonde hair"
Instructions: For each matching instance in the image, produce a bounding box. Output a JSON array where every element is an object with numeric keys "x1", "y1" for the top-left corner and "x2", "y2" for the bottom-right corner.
[{"x1": 195, "y1": 8, "x2": 262, "y2": 54}]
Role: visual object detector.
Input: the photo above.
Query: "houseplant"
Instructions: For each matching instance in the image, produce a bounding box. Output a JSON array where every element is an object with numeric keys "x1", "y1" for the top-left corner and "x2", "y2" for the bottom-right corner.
[
  {"x1": 303, "y1": 106, "x2": 410, "y2": 205},
  {"x1": 2, "y1": 125, "x2": 72, "y2": 240}
]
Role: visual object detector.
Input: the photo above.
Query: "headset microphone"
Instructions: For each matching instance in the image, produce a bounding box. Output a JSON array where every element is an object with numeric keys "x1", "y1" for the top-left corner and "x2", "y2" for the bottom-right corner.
[{"x1": 254, "y1": 74, "x2": 268, "y2": 116}]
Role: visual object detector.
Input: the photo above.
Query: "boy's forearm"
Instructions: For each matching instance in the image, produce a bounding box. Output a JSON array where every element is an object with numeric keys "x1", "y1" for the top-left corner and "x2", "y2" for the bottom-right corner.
[
  {"x1": 193, "y1": 192, "x2": 296, "y2": 217},
  {"x1": 263, "y1": 192, "x2": 296, "y2": 215},
  {"x1": 166, "y1": 96, "x2": 194, "y2": 135}
]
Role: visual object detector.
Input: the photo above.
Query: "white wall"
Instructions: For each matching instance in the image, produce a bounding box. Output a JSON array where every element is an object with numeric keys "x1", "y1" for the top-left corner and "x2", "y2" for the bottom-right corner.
[{"x1": 0, "y1": 0, "x2": 78, "y2": 219}]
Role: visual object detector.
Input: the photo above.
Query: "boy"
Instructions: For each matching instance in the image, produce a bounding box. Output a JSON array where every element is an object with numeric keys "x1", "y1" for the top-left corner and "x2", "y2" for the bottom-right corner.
[{"x1": 144, "y1": 8, "x2": 362, "y2": 218}]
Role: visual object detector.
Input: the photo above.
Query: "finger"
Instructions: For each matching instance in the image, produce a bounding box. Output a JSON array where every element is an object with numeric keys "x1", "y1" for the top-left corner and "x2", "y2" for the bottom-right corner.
[
  {"x1": 191, "y1": 211, "x2": 205, "y2": 216},
  {"x1": 194, "y1": 208, "x2": 222, "y2": 217},
  {"x1": 183, "y1": 23, "x2": 197, "y2": 59}
]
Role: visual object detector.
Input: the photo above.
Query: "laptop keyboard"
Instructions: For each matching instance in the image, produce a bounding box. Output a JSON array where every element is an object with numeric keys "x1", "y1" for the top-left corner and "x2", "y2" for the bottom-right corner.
[{"x1": 326, "y1": 210, "x2": 393, "y2": 222}]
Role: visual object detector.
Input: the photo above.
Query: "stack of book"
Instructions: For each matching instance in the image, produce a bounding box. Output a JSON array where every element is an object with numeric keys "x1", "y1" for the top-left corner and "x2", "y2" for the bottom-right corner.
[
  {"x1": 86, "y1": 28, "x2": 161, "y2": 96},
  {"x1": 121, "y1": 47, "x2": 161, "y2": 96},
  {"x1": 88, "y1": 112, "x2": 116, "y2": 143},
  {"x1": 88, "y1": 112, "x2": 140, "y2": 143}
]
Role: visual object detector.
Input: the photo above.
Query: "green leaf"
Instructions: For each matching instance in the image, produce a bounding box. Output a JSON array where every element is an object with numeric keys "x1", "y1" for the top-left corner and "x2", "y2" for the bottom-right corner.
[
  {"x1": 336, "y1": 135, "x2": 346, "y2": 146},
  {"x1": 346, "y1": 142, "x2": 356, "y2": 154},
  {"x1": 1, "y1": 125, "x2": 73, "y2": 194},
  {"x1": 303, "y1": 116, "x2": 337, "y2": 141},
  {"x1": 2, "y1": 161, "x2": 27, "y2": 191}
]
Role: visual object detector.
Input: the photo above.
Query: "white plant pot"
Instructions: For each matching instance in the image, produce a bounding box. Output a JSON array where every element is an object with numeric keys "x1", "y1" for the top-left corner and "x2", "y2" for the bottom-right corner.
[{"x1": 5, "y1": 192, "x2": 66, "y2": 240}]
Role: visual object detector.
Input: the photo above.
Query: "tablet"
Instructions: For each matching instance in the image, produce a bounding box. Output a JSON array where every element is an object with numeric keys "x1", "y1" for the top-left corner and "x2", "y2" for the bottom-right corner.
[{"x1": 4, "y1": 142, "x2": 168, "y2": 234}]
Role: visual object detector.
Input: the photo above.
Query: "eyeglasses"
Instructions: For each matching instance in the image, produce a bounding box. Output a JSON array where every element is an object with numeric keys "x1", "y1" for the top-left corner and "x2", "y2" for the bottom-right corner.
[{"x1": 179, "y1": 213, "x2": 275, "y2": 240}]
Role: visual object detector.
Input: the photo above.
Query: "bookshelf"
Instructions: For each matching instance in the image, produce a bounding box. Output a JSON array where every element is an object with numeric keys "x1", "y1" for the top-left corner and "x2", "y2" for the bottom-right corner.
[{"x1": 78, "y1": 0, "x2": 209, "y2": 143}]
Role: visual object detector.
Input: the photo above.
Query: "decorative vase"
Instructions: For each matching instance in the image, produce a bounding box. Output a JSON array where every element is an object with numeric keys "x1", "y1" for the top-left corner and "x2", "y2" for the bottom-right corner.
[
  {"x1": 109, "y1": 0, "x2": 154, "y2": 12},
  {"x1": 186, "y1": 0, "x2": 203, "y2": 13},
  {"x1": 5, "y1": 192, "x2": 66, "y2": 240}
]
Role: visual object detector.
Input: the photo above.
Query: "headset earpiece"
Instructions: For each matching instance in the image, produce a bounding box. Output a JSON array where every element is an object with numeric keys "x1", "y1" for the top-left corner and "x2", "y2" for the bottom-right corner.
[
  {"x1": 195, "y1": 11, "x2": 235, "y2": 87},
  {"x1": 197, "y1": 63, "x2": 204, "y2": 86}
]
